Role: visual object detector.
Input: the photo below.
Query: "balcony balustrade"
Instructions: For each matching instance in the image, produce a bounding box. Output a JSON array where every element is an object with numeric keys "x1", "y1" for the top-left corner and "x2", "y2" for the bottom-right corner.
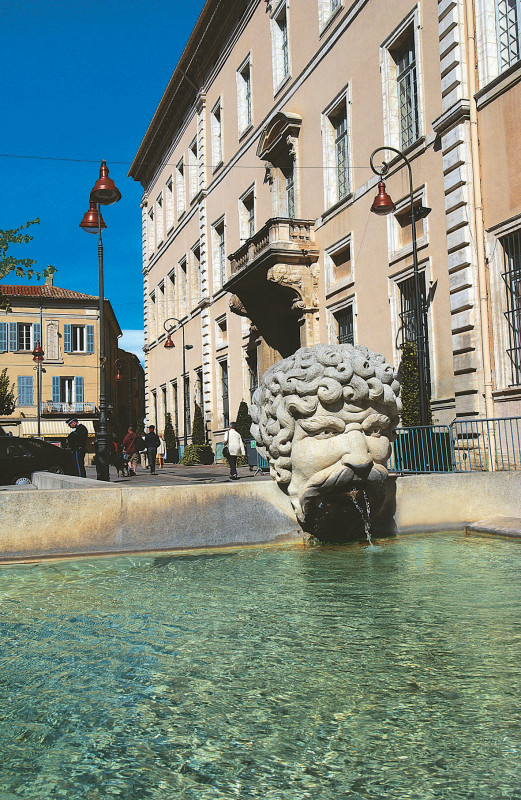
[{"x1": 41, "y1": 402, "x2": 97, "y2": 415}]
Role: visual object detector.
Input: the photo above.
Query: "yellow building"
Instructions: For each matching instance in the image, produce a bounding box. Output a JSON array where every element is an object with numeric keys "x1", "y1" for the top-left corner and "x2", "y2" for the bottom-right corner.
[
  {"x1": 0, "y1": 277, "x2": 122, "y2": 446},
  {"x1": 129, "y1": 0, "x2": 521, "y2": 452}
]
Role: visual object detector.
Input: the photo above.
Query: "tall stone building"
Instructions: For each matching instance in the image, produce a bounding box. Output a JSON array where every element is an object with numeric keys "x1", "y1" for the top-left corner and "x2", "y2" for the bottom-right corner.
[{"x1": 129, "y1": 0, "x2": 521, "y2": 452}]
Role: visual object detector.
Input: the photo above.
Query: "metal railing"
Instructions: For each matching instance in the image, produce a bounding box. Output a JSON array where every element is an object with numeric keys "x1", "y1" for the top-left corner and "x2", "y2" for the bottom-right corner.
[
  {"x1": 42, "y1": 402, "x2": 97, "y2": 414},
  {"x1": 451, "y1": 417, "x2": 521, "y2": 472},
  {"x1": 388, "y1": 417, "x2": 521, "y2": 474},
  {"x1": 389, "y1": 425, "x2": 455, "y2": 473}
]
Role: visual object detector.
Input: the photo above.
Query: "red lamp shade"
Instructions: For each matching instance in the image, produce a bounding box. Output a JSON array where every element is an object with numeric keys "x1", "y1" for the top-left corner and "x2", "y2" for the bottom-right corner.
[
  {"x1": 115, "y1": 368, "x2": 122, "y2": 381},
  {"x1": 370, "y1": 180, "x2": 396, "y2": 216},
  {"x1": 164, "y1": 333, "x2": 175, "y2": 349},
  {"x1": 79, "y1": 200, "x2": 107, "y2": 234},
  {"x1": 32, "y1": 341, "x2": 44, "y2": 362},
  {"x1": 90, "y1": 160, "x2": 121, "y2": 205}
]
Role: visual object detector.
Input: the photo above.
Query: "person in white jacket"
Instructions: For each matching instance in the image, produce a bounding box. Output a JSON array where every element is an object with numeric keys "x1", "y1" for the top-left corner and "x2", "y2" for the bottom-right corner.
[{"x1": 223, "y1": 421, "x2": 246, "y2": 480}]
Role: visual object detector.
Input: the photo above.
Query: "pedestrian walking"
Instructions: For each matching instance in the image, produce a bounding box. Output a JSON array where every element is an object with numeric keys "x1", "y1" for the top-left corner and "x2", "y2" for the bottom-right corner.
[
  {"x1": 157, "y1": 433, "x2": 166, "y2": 468},
  {"x1": 66, "y1": 417, "x2": 88, "y2": 478},
  {"x1": 144, "y1": 425, "x2": 161, "y2": 475},
  {"x1": 223, "y1": 421, "x2": 245, "y2": 480},
  {"x1": 122, "y1": 426, "x2": 141, "y2": 476}
]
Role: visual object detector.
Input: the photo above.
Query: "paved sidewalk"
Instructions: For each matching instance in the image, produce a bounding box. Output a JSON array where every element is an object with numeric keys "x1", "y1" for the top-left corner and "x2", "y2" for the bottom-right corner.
[{"x1": 85, "y1": 462, "x2": 271, "y2": 487}]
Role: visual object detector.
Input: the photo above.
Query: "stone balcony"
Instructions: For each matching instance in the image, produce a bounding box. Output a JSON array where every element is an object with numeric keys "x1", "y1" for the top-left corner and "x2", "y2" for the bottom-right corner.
[
  {"x1": 42, "y1": 402, "x2": 97, "y2": 415},
  {"x1": 225, "y1": 218, "x2": 320, "y2": 359}
]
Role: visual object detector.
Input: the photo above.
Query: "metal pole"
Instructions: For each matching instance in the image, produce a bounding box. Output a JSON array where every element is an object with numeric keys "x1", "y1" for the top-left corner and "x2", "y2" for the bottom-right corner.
[
  {"x1": 182, "y1": 323, "x2": 187, "y2": 446},
  {"x1": 38, "y1": 304, "x2": 42, "y2": 438},
  {"x1": 369, "y1": 146, "x2": 429, "y2": 426},
  {"x1": 96, "y1": 202, "x2": 110, "y2": 481}
]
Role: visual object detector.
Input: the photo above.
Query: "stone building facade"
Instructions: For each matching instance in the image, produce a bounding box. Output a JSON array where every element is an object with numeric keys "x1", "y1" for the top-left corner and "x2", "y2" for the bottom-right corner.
[
  {"x1": 129, "y1": 0, "x2": 521, "y2": 450},
  {"x1": 0, "y1": 277, "x2": 127, "y2": 445}
]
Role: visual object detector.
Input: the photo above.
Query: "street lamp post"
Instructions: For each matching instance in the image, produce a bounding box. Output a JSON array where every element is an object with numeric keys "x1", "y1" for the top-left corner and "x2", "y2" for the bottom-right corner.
[
  {"x1": 369, "y1": 146, "x2": 431, "y2": 427},
  {"x1": 163, "y1": 317, "x2": 193, "y2": 446},
  {"x1": 32, "y1": 341, "x2": 44, "y2": 438},
  {"x1": 115, "y1": 356, "x2": 137, "y2": 428},
  {"x1": 79, "y1": 160, "x2": 121, "y2": 481}
]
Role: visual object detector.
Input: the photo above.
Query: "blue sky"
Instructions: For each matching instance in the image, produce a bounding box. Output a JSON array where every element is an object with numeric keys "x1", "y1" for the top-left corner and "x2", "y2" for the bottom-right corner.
[{"x1": 0, "y1": 0, "x2": 205, "y2": 358}]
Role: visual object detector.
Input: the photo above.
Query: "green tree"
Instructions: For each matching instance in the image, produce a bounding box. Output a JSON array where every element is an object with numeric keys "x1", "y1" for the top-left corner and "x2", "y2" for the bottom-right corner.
[
  {"x1": 164, "y1": 412, "x2": 178, "y2": 463},
  {"x1": 0, "y1": 219, "x2": 56, "y2": 281},
  {"x1": 235, "y1": 400, "x2": 253, "y2": 443},
  {"x1": 399, "y1": 341, "x2": 432, "y2": 427},
  {"x1": 0, "y1": 369, "x2": 15, "y2": 416},
  {"x1": 192, "y1": 402, "x2": 205, "y2": 445}
]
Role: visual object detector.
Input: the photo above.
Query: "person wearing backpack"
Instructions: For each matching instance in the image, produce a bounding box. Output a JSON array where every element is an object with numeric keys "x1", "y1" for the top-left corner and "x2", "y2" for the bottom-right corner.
[{"x1": 144, "y1": 425, "x2": 161, "y2": 475}]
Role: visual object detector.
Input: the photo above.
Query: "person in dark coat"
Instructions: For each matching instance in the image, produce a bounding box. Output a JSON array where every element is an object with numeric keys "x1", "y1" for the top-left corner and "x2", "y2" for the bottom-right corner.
[
  {"x1": 66, "y1": 417, "x2": 89, "y2": 478},
  {"x1": 144, "y1": 425, "x2": 161, "y2": 475}
]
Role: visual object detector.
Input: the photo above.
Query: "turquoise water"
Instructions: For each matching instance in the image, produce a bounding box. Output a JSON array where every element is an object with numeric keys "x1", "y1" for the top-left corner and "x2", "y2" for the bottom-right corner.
[{"x1": 1, "y1": 534, "x2": 521, "y2": 799}]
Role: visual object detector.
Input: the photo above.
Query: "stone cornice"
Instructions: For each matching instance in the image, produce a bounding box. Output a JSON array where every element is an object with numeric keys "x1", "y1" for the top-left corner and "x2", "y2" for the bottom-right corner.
[{"x1": 432, "y1": 99, "x2": 471, "y2": 136}]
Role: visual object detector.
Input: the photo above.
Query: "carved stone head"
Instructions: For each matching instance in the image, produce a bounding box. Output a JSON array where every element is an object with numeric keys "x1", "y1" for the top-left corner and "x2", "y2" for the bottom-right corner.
[{"x1": 250, "y1": 344, "x2": 401, "y2": 536}]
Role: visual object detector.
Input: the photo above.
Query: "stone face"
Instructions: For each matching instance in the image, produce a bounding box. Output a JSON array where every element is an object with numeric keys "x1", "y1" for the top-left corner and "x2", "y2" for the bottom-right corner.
[{"x1": 250, "y1": 343, "x2": 401, "y2": 541}]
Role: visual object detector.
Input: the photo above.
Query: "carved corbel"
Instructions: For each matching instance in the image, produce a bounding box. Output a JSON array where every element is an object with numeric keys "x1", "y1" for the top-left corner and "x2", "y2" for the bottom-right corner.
[
  {"x1": 286, "y1": 135, "x2": 298, "y2": 159},
  {"x1": 229, "y1": 294, "x2": 250, "y2": 318},
  {"x1": 264, "y1": 163, "x2": 275, "y2": 185}
]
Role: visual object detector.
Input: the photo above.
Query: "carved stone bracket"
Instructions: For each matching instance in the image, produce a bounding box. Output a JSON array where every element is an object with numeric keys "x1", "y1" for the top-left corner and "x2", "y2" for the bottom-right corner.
[{"x1": 229, "y1": 294, "x2": 250, "y2": 318}]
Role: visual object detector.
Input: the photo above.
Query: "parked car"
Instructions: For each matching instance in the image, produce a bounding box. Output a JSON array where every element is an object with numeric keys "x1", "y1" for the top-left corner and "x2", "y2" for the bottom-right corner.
[{"x1": 0, "y1": 436, "x2": 76, "y2": 486}]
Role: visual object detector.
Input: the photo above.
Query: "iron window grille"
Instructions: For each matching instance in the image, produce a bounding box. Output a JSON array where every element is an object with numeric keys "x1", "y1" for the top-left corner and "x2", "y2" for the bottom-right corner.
[
  {"x1": 335, "y1": 305, "x2": 354, "y2": 345},
  {"x1": 221, "y1": 361, "x2": 230, "y2": 428},
  {"x1": 398, "y1": 273, "x2": 431, "y2": 394},
  {"x1": 333, "y1": 103, "x2": 349, "y2": 200},
  {"x1": 501, "y1": 229, "x2": 521, "y2": 385}
]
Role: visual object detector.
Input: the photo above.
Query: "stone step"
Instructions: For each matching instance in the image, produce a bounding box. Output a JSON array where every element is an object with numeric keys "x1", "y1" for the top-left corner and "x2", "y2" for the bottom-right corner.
[{"x1": 466, "y1": 517, "x2": 521, "y2": 539}]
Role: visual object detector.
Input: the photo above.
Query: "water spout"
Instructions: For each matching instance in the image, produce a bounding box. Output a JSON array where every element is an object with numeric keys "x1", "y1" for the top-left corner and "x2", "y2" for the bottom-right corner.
[{"x1": 349, "y1": 489, "x2": 373, "y2": 545}]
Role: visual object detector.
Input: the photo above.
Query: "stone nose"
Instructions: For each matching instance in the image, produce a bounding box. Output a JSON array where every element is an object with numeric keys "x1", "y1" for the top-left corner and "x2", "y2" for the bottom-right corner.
[{"x1": 341, "y1": 454, "x2": 374, "y2": 479}]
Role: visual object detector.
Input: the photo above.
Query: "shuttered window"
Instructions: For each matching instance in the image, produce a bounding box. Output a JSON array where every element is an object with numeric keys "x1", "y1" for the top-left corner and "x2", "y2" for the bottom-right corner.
[{"x1": 17, "y1": 376, "x2": 34, "y2": 406}]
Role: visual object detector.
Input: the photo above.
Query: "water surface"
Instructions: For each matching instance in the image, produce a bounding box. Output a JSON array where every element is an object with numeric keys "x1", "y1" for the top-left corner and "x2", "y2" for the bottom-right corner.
[{"x1": 1, "y1": 534, "x2": 521, "y2": 799}]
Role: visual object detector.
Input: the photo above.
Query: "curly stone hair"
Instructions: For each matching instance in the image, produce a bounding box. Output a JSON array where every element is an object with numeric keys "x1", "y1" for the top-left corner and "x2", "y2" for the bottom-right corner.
[{"x1": 250, "y1": 343, "x2": 401, "y2": 486}]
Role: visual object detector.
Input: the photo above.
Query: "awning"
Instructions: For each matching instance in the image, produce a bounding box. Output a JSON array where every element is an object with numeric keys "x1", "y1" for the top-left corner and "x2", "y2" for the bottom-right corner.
[{"x1": 21, "y1": 419, "x2": 96, "y2": 437}]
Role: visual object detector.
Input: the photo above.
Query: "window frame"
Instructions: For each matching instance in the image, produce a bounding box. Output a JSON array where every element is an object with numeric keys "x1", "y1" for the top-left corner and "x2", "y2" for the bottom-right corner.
[
  {"x1": 322, "y1": 88, "x2": 351, "y2": 210},
  {"x1": 237, "y1": 55, "x2": 253, "y2": 135}
]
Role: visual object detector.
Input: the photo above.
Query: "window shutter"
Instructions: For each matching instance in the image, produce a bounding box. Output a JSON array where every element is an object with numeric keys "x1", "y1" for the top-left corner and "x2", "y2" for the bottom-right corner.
[
  {"x1": 63, "y1": 324, "x2": 72, "y2": 353},
  {"x1": 86, "y1": 325, "x2": 95, "y2": 353},
  {"x1": 52, "y1": 376, "x2": 60, "y2": 403},
  {"x1": 9, "y1": 322, "x2": 17, "y2": 352},
  {"x1": 74, "y1": 376, "x2": 84, "y2": 405},
  {"x1": 17, "y1": 376, "x2": 34, "y2": 406},
  {"x1": 33, "y1": 322, "x2": 41, "y2": 348},
  {"x1": 0, "y1": 321, "x2": 7, "y2": 352}
]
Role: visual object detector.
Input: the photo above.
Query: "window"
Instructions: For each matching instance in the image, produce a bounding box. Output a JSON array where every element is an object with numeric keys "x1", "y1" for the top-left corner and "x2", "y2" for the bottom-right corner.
[
  {"x1": 319, "y1": 0, "x2": 342, "y2": 30},
  {"x1": 171, "y1": 380, "x2": 179, "y2": 434},
  {"x1": 212, "y1": 219, "x2": 227, "y2": 287},
  {"x1": 323, "y1": 93, "x2": 350, "y2": 208},
  {"x1": 240, "y1": 188, "x2": 255, "y2": 241},
  {"x1": 271, "y1": 2, "x2": 290, "y2": 89},
  {"x1": 381, "y1": 16, "x2": 422, "y2": 151},
  {"x1": 63, "y1": 324, "x2": 94, "y2": 354},
  {"x1": 220, "y1": 360, "x2": 230, "y2": 428},
  {"x1": 192, "y1": 244, "x2": 202, "y2": 302},
  {"x1": 8, "y1": 322, "x2": 40, "y2": 352},
  {"x1": 179, "y1": 258, "x2": 188, "y2": 317},
  {"x1": 183, "y1": 375, "x2": 191, "y2": 438},
  {"x1": 166, "y1": 177, "x2": 174, "y2": 230},
  {"x1": 161, "y1": 384, "x2": 167, "y2": 426},
  {"x1": 176, "y1": 158, "x2": 186, "y2": 217},
  {"x1": 156, "y1": 193, "x2": 164, "y2": 246},
  {"x1": 501, "y1": 229, "x2": 521, "y2": 384},
  {"x1": 398, "y1": 273, "x2": 431, "y2": 392},
  {"x1": 196, "y1": 367, "x2": 205, "y2": 422},
  {"x1": 394, "y1": 33, "x2": 420, "y2": 150},
  {"x1": 335, "y1": 305, "x2": 354, "y2": 345},
  {"x1": 326, "y1": 237, "x2": 352, "y2": 290},
  {"x1": 151, "y1": 390, "x2": 158, "y2": 429},
  {"x1": 216, "y1": 315, "x2": 228, "y2": 348},
  {"x1": 283, "y1": 165, "x2": 295, "y2": 218},
  {"x1": 0, "y1": 322, "x2": 7, "y2": 352},
  {"x1": 247, "y1": 348, "x2": 259, "y2": 401},
  {"x1": 17, "y1": 376, "x2": 33, "y2": 406},
  {"x1": 237, "y1": 56, "x2": 252, "y2": 133},
  {"x1": 148, "y1": 293, "x2": 157, "y2": 343},
  {"x1": 211, "y1": 99, "x2": 223, "y2": 167},
  {"x1": 51, "y1": 376, "x2": 84, "y2": 407},
  {"x1": 189, "y1": 137, "x2": 199, "y2": 201},
  {"x1": 167, "y1": 270, "x2": 176, "y2": 319},
  {"x1": 496, "y1": 0, "x2": 521, "y2": 71},
  {"x1": 148, "y1": 207, "x2": 154, "y2": 256}
]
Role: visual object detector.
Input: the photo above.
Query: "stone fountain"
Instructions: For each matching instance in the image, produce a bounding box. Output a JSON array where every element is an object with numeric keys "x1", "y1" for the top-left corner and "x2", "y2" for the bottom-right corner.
[{"x1": 249, "y1": 343, "x2": 401, "y2": 542}]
